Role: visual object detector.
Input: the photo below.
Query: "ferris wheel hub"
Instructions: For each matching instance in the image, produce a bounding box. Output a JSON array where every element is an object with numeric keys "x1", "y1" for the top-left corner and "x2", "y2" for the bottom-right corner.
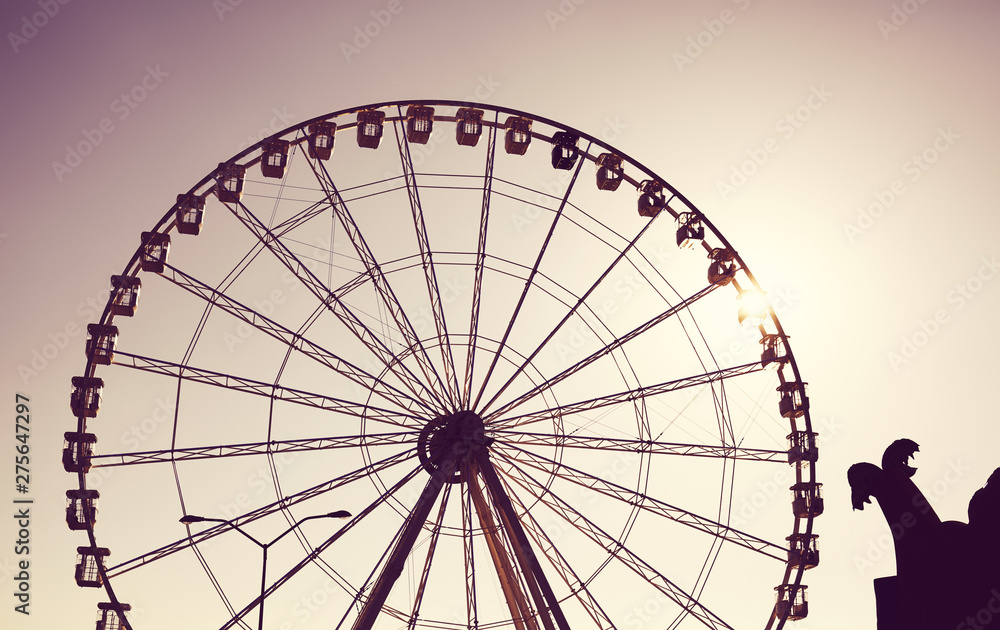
[{"x1": 416, "y1": 410, "x2": 491, "y2": 482}]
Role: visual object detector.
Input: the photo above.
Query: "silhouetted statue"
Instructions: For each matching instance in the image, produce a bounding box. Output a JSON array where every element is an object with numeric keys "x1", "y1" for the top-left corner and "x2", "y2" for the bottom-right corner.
[{"x1": 849, "y1": 440, "x2": 1000, "y2": 630}]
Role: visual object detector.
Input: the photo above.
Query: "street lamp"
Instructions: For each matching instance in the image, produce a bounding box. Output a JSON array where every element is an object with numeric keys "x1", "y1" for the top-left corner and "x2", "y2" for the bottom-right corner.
[{"x1": 179, "y1": 510, "x2": 351, "y2": 629}]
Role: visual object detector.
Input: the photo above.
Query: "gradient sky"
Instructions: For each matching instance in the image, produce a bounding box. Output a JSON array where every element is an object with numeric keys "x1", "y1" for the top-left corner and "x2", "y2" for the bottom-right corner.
[{"x1": 2, "y1": 1, "x2": 999, "y2": 629}]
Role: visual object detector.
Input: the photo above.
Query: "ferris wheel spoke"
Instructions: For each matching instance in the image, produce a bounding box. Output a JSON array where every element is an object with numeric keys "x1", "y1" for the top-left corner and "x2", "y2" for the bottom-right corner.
[
  {"x1": 391, "y1": 110, "x2": 463, "y2": 407},
  {"x1": 89, "y1": 430, "x2": 420, "y2": 468},
  {"x1": 269, "y1": 196, "x2": 333, "y2": 239},
  {"x1": 218, "y1": 463, "x2": 426, "y2": 630},
  {"x1": 498, "y1": 444, "x2": 786, "y2": 561},
  {"x1": 493, "y1": 451, "x2": 735, "y2": 630},
  {"x1": 499, "y1": 462, "x2": 620, "y2": 630},
  {"x1": 157, "y1": 262, "x2": 437, "y2": 415},
  {"x1": 482, "y1": 211, "x2": 661, "y2": 421},
  {"x1": 219, "y1": 193, "x2": 452, "y2": 415},
  {"x1": 471, "y1": 144, "x2": 589, "y2": 412},
  {"x1": 111, "y1": 349, "x2": 421, "y2": 430},
  {"x1": 490, "y1": 361, "x2": 764, "y2": 431},
  {"x1": 482, "y1": 283, "x2": 721, "y2": 421},
  {"x1": 463, "y1": 117, "x2": 496, "y2": 411},
  {"x1": 498, "y1": 430, "x2": 785, "y2": 462},
  {"x1": 302, "y1": 152, "x2": 457, "y2": 411},
  {"x1": 106, "y1": 447, "x2": 418, "y2": 578}
]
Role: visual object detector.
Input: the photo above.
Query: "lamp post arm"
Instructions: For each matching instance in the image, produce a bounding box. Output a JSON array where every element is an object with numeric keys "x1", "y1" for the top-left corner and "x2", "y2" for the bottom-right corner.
[
  {"x1": 266, "y1": 513, "x2": 330, "y2": 547},
  {"x1": 183, "y1": 516, "x2": 265, "y2": 548}
]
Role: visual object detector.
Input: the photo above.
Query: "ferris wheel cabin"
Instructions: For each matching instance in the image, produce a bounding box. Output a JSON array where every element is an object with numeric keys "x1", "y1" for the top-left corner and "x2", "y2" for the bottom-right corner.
[
  {"x1": 456, "y1": 107, "x2": 484, "y2": 147},
  {"x1": 307, "y1": 121, "x2": 336, "y2": 160},
  {"x1": 62, "y1": 431, "x2": 96, "y2": 473},
  {"x1": 70, "y1": 377, "x2": 103, "y2": 418},
  {"x1": 778, "y1": 381, "x2": 809, "y2": 418},
  {"x1": 110, "y1": 275, "x2": 140, "y2": 317},
  {"x1": 405, "y1": 105, "x2": 434, "y2": 144},
  {"x1": 175, "y1": 193, "x2": 205, "y2": 236},
  {"x1": 356, "y1": 109, "x2": 385, "y2": 149},
  {"x1": 676, "y1": 212, "x2": 705, "y2": 248},
  {"x1": 260, "y1": 139, "x2": 290, "y2": 179},
  {"x1": 85, "y1": 324, "x2": 118, "y2": 365},
  {"x1": 74, "y1": 546, "x2": 110, "y2": 588},
  {"x1": 791, "y1": 482, "x2": 824, "y2": 518},
  {"x1": 550, "y1": 131, "x2": 579, "y2": 170},
  {"x1": 787, "y1": 533, "x2": 820, "y2": 570},
  {"x1": 66, "y1": 489, "x2": 99, "y2": 531},
  {"x1": 95, "y1": 602, "x2": 131, "y2": 630},
  {"x1": 139, "y1": 232, "x2": 170, "y2": 273},
  {"x1": 637, "y1": 180, "x2": 666, "y2": 217},
  {"x1": 215, "y1": 163, "x2": 246, "y2": 203},
  {"x1": 775, "y1": 583, "x2": 809, "y2": 621},
  {"x1": 504, "y1": 116, "x2": 532, "y2": 155},
  {"x1": 596, "y1": 153, "x2": 624, "y2": 191}
]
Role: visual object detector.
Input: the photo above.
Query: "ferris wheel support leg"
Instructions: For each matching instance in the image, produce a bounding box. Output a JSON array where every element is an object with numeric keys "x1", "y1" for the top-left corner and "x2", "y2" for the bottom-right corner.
[
  {"x1": 476, "y1": 452, "x2": 572, "y2": 630},
  {"x1": 467, "y1": 464, "x2": 539, "y2": 630},
  {"x1": 350, "y1": 455, "x2": 457, "y2": 630}
]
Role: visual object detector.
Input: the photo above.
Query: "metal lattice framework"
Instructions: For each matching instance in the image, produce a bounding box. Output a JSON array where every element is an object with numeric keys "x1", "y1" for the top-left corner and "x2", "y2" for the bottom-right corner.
[{"x1": 66, "y1": 100, "x2": 820, "y2": 630}]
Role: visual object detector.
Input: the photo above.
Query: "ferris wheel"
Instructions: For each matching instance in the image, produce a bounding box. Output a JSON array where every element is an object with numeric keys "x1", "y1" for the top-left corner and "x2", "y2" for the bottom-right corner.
[{"x1": 65, "y1": 100, "x2": 821, "y2": 630}]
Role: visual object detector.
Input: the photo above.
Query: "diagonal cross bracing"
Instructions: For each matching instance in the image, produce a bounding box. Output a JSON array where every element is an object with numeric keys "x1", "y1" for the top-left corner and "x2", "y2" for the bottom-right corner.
[
  {"x1": 497, "y1": 452, "x2": 736, "y2": 630},
  {"x1": 483, "y1": 283, "x2": 720, "y2": 421},
  {"x1": 303, "y1": 152, "x2": 456, "y2": 411},
  {"x1": 160, "y1": 262, "x2": 436, "y2": 415},
  {"x1": 490, "y1": 361, "x2": 765, "y2": 431},
  {"x1": 464, "y1": 116, "x2": 497, "y2": 408},
  {"x1": 501, "y1": 444, "x2": 786, "y2": 562},
  {"x1": 113, "y1": 350, "x2": 420, "y2": 430},
  {"x1": 91, "y1": 431, "x2": 419, "y2": 468},
  {"x1": 107, "y1": 448, "x2": 417, "y2": 577},
  {"x1": 393, "y1": 113, "x2": 462, "y2": 406},
  {"x1": 219, "y1": 191, "x2": 450, "y2": 414}
]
